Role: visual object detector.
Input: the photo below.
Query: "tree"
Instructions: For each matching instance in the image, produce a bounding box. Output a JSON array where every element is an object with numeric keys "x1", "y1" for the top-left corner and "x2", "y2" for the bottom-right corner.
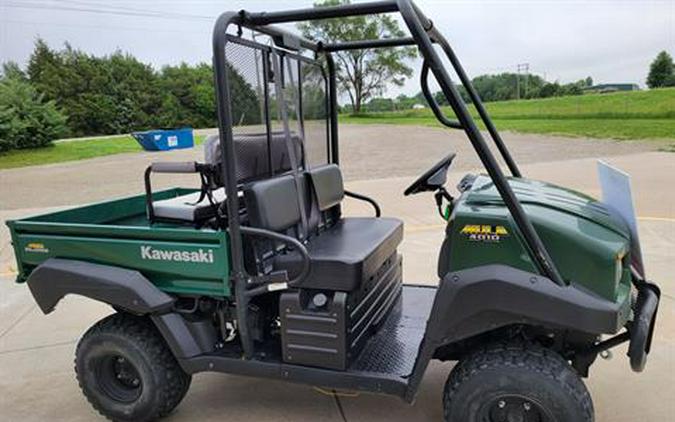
[
  {"x1": 466, "y1": 73, "x2": 547, "y2": 102},
  {"x1": 0, "y1": 78, "x2": 67, "y2": 152},
  {"x1": 666, "y1": 74, "x2": 675, "y2": 87},
  {"x1": 298, "y1": 0, "x2": 416, "y2": 113},
  {"x1": 646, "y1": 51, "x2": 674, "y2": 88},
  {"x1": 1, "y1": 61, "x2": 26, "y2": 81},
  {"x1": 363, "y1": 97, "x2": 395, "y2": 112},
  {"x1": 537, "y1": 82, "x2": 560, "y2": 98},
  {"x1": 159, "y1": 63, "x2": 217, "y2": 128},
  {"x1": 27, "y1": 39, "x2": 163, "y2": 136}
]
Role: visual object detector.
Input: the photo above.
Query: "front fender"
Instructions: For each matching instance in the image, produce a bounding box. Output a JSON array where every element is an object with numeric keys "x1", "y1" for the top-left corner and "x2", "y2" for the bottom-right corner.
[
  {"x1": 403, "y1": 264, "x2": 630, "y2": 402},
  {"x1": 26, "y1": 258, "x2": 175, "y2": 315},
  {"x1": 427, "y1": 265, "x2": 630, "y2": 347}
]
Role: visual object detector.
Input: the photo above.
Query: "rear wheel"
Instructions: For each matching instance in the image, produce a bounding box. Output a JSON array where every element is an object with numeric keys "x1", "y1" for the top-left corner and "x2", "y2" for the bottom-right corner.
[
  {"x1": 75, "y1": 312, "x2": 191, "y2": 421},
  {"x1": 443, "y1": 342, "x2": 593, "y2": 422}
]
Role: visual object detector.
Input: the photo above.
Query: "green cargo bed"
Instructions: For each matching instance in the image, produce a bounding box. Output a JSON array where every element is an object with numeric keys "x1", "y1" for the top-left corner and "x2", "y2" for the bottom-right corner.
[{"x1": 6, "y1": 188, "x2": 231, "y2": 297}]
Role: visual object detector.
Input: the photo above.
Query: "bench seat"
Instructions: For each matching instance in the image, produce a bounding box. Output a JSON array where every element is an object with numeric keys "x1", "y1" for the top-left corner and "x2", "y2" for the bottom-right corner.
[
  {"x1": 243, "y1": 164, "x2": 403, "y2": 293},
  {"x1": 152, "y1": 188, "x2": 226, "y2": 221},
  {"x1": 275, "y1": 217, "x2": 403, "y2": 291}
]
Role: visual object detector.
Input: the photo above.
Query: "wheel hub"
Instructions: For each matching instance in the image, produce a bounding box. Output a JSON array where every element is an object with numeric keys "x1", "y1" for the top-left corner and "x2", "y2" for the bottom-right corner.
[
  {"x1": 95, "y1": 354, "x2": 142, "y2": 403},
  {"x1": 482, "y1": 395, "x2": 553, "y2": 422}
]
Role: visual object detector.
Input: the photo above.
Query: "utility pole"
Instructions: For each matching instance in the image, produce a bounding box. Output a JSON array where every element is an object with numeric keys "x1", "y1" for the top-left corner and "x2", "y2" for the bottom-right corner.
[{"x1": 516, "y1": 63, "x2": 529, "y2": 99}]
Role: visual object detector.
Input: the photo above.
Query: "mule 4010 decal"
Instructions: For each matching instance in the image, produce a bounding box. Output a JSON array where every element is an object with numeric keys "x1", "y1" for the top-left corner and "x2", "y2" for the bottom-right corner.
[{"x1": 460, "y1": 224, "x2": 509, "y2": 243}]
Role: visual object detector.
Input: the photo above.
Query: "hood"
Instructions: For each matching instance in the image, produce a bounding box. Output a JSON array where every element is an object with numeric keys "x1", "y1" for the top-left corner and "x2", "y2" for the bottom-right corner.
[{"x1": 464, "y1": 175, "x2": 630, "y2": 240}]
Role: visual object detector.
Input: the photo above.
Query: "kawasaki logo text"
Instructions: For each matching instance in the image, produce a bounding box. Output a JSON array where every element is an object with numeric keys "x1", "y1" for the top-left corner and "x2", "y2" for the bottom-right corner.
[{"x1": 140, "y1": 246, "x2": 214, "y2": 263}]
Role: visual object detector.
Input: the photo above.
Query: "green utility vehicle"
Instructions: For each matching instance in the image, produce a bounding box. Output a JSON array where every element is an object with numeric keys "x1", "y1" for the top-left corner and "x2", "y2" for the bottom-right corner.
[{"x1": 7, "y1": 2, "x2": 660, "y2": 421}]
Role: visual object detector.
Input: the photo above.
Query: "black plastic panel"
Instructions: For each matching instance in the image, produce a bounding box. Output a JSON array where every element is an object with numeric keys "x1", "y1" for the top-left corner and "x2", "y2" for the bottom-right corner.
[
  {"x1": 280, "y1": 255, "x2": 404, "y2": 370},
  {"x1": 280, "y1": 290, "x2": 348, "y2": 370}
]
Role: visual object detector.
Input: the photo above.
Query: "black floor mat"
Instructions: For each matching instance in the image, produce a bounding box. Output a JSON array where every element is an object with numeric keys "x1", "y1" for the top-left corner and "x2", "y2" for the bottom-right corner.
[{"x1": 350, "y1": 285, "x2": 436, "y2": 377}]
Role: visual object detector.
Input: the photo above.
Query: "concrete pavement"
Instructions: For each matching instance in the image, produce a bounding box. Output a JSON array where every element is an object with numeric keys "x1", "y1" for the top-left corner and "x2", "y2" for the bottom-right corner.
[{"x1": 0, "y1": 127, "x2": 673, "y2": 421}]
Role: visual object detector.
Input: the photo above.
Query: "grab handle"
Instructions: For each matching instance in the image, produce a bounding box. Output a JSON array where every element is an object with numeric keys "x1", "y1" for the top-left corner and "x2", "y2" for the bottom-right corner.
[
  {"x1": 151, "y1": 161, "x2": 198, "y2": 173},
  {"x1": 421, "y1": 60, "x2": 463, "y2": 130}
]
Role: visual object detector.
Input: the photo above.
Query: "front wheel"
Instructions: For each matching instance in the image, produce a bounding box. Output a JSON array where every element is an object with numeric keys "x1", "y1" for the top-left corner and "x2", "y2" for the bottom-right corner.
[
  {"x1": 75, "y1": 313, "x2": 192, "y2": 421},
  {"x1": 443, "y1": 342, "x2": 593, "y2": 422}
]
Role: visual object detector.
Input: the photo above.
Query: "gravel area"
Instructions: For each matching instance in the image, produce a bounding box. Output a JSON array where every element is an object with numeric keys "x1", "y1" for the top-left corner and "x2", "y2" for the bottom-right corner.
[{"x1": 337, "y1": 124, "x2": 666, "y2": 181}]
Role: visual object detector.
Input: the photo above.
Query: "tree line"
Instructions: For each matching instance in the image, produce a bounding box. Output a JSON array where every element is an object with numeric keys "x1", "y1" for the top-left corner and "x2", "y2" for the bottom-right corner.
[
  {"x1": 0, "y1": 39, "x2": 258, "y2": 152},
  {"x1": 357, "y1": 73, "x2": 596, "y2": 113},
  {"x1": 1, "y1": 31, "x2": 672, "y2": 153},
  {"x1": 358, "y1": 51, "x2": 674, "y2": 114}
]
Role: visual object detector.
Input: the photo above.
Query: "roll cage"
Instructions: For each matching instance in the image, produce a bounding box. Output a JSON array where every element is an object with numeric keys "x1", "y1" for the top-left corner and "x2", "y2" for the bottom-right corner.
[{"x1": 212, "y1": 0, "x2": 566, "y2": 357}]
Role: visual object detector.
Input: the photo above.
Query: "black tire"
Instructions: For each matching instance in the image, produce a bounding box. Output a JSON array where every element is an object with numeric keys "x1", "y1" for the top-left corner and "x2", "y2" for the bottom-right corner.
[
  {"x1": 443, "y1": 342, "x2": 593, "y2": 422},
  {"x1": 75, "y1": 313, "x2": 192, "y2": 421}
]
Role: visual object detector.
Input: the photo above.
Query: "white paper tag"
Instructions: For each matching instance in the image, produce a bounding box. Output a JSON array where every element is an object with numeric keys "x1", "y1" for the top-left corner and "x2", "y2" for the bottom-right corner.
[{"x1": 267, "y1": 282, "x2": 288, "y2": 292}]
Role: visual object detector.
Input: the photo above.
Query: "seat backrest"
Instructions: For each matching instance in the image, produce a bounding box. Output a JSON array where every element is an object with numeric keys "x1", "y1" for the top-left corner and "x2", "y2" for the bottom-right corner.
[
  {"x1": 204, "y1": 132, "x2": 304, "y2": 186},
  {"x1": 244, "y1": 174, "x2": 302, "y2": 233},
  {"x1": 306, "y1": 164, "x2": 344, "y2": 234},
  {"x1": 307, "y1": 164, "x2": 344, "y2": 211}
]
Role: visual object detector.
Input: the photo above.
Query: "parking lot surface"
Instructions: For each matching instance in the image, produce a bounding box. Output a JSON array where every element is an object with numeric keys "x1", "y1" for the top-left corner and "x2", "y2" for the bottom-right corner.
[{"x1": 1, "y1": 125, "x2": 673, "y2": 421}]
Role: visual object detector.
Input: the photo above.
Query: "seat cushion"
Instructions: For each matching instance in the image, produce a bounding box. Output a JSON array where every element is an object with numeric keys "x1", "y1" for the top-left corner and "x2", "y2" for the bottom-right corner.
[
  {"x1": 275, "y1": 217, "x2": 404, "y2": 291},
  {"x1": 152, "y1": 188, "x2": 226, "y2": 221}
]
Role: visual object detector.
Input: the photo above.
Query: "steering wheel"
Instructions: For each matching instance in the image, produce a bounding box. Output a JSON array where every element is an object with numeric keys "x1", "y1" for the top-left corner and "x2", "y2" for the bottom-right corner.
[{"x1": 404, "y1": 153, "x2": 456, "y2": 196}]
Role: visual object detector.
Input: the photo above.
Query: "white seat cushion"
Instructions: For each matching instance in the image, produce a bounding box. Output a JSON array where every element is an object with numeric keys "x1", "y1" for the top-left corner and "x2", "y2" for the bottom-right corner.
[{"x1": 153, "y1": 188, "x2": 226, "y2": 221}]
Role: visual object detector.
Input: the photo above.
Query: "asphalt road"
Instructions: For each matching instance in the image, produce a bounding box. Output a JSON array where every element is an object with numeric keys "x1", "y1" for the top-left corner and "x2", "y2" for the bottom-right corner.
[{"x1": 0, "y1": 125, "x2": 673, "y2": 421}]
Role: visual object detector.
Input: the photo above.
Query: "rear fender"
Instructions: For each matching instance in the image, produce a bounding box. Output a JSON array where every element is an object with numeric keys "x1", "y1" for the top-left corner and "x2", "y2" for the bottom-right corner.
[
  {"x1": 26, "y1": 258, "x2": 174, "y2": 315},
  {"x1": 26, "y1": 258, "x2": 216, "y2": 360}
]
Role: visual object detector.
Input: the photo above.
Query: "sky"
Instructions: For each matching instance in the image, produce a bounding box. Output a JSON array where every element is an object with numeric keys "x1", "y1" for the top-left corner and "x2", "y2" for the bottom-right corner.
[{"x1": 1, "y1": 0, "x2": 673, "y2": 97}]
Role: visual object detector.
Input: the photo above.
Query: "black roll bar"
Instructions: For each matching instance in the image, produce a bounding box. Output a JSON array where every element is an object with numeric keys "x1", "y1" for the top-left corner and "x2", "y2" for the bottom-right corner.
[
  {"x1": 326, "y1": 54, "x2": 340, "y2": 165},
  {"x1": 212, "y1": 12, "x2": 254, "y2": 356},
  {"x1": 212, "y1": 0, "x2": 567, "y2": 358},
  {"x1": 244, "y1": 1, "x2": 399, "y2": 24},
  {"x1": 394, "y1": 0, "x2": 563, "y2": 285},
  {"x1": 427, "y1": 27, "x2": 522, "y2": 178},
  {"x1": 243, "y1": 20, "x2": 320, "y2": 51},
  {"x1": 322, "y1": 37, "x2": 417, "y2": 51}
]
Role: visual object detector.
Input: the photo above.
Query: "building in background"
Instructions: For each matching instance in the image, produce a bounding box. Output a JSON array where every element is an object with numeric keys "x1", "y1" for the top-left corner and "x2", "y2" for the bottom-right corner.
[{"x1": 584, "y1": 83, "x2": 640, "y2": 94}]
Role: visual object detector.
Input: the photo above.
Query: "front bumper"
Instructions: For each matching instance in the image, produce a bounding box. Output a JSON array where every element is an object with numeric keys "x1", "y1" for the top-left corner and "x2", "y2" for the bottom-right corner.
[{"x1": 627, "y1": 281, "x2": 660, "y2": 372}]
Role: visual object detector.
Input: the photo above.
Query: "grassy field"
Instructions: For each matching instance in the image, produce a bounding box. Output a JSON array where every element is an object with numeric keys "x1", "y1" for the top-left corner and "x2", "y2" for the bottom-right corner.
[
  {"x1": 0, "y1": 135, "x2": 205, "y2": 170},
  {"x1": 342, "y1": 88, "x2": 675, "y2": 140}
]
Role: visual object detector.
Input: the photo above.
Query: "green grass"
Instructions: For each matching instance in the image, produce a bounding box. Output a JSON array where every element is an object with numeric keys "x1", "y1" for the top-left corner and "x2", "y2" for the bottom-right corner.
[
  {"x1": 342, "y1": 88, "x2": 675, "y2": 141},
  {"x1": 0, "y1": 135, "x2": 205, "y2": 170},
  {"x1": 343, "y1": 116, "x2": 675, "y2": 140}
]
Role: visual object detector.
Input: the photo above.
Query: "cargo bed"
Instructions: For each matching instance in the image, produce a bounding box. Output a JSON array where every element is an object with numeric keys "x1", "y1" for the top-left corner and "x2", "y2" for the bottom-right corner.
[{"x1": 7, "y1": 188, "x2": 231, "y2": 296}]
